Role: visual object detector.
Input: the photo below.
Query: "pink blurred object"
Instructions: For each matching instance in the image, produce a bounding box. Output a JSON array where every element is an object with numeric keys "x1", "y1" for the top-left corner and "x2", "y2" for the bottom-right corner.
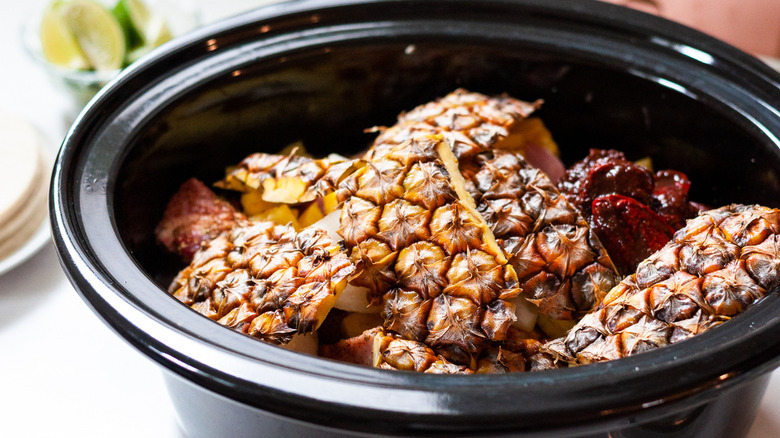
[
  {"x1": 522, "y1": 143, "x2": 566, "y2": 183},
  {"x1": 602, "y1": 0, "x2": 780, "y2": 57}
]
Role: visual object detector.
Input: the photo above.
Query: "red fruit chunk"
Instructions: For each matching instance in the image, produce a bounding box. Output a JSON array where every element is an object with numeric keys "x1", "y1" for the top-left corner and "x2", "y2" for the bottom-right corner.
[
  {"x1": 576, "y1": 160, "x2": 655, "y2": 218},
  {"x1": 155, "y1": 178, "x2": 246, "y2": 260},
  {"x1": 592, "y1": 194, "x2": 675, "y2": 275},
  {"x1": 651, "y1": 170, "x2": 697, "y2": 230},
  {"x1": 319, "y1": 327, "x2": 383, "y2": 366},
  {"x1": 558, "y1": 148, "x2": 625, "y2": 204}
]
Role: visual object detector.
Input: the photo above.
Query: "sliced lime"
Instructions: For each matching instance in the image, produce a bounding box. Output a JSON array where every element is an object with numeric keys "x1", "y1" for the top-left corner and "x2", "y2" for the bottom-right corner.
[
  {"x1": 114, "y1": 0, "x2": 172, "y2": 49},
  {"x1": 112, "y1": 0, "x2": 143, "y2": 49},
  {"x1": 59, "y1": 0, "x2": 126, "y2": 71},
  {"x1": 40, "y1": 3, "x2": 90, "y2": 69}
]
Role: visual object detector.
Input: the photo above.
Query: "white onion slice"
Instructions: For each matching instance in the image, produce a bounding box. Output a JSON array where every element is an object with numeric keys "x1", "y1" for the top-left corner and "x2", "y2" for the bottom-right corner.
[
  {"x1": 509, "y1": 296, "x2": 538, "y2": 332},
  {"x1": 309, "y1": 209, "x2": 342, "y2": 240},
  {"x1": 282, "y1": 332, "x2": 319, "y2": 356},
  {"x1": 335, "y1": 283, "x2": 380, "y2": 313}
]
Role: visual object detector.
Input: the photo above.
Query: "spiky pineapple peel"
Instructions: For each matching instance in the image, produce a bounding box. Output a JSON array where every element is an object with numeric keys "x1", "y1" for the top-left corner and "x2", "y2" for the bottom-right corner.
[
  {"x1": 201, "y1": 89, "x2": 615, "y2": 364},
  {"x1": 544, "y1": 204, "x2": 780, "y2": 365},
  {"x1": 215, "y1": 149, "x2": 363, "y2": 205},
  {"x1": 168, "y1": 220, "x2": 355, "y2": 345},
  {"x1": 367, "y1": 88, "x2": 545, "y2": 162},
  {"x1": 160, "y1": 89, "x2": 780, "y2": 376},
  {"x1": 335, "y1": 132, "x2": 524, "y2": 364},
  {"x1": 359, "y1": 89, "x2": 620, "y2": 324}
]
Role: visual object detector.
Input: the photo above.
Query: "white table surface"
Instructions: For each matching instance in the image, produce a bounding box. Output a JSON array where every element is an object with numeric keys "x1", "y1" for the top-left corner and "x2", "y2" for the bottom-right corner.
[{"x1": 1, "y1": 1, "x2": 779, "y2": 437}]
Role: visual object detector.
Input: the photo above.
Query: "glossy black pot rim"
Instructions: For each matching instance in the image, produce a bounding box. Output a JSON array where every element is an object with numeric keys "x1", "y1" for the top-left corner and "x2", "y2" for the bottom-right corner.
[{"x1": 51, "y1": 0, "x2": 780, "y2": 434}]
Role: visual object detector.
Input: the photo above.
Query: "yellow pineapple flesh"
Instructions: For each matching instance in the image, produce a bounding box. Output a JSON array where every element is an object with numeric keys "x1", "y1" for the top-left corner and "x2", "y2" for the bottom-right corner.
[
  {"x1": 544, "y1": 204, "x2": 780, "y2": 365},
  {"x1": 249, "y1": 204, "x2": 301, "y2": 231},
  {"x1": 217, "y1": 151, "x2": 362, "y2": 204}
]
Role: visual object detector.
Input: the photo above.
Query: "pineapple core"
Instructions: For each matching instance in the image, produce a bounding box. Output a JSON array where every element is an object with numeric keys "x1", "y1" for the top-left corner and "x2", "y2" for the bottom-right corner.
[{"x1": 435, "y1": 138, "x2": 507, "y2": 264}]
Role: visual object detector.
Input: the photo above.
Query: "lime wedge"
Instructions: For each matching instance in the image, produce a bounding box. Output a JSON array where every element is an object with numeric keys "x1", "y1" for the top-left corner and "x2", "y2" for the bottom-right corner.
[
  {"x1": 40, "y1": 3, "x2": 90, "y2": 69},
  {"x1": 114, "y1": 0, "x2": 172, "y2": 49},
  {"x1": 123, "y1": 18, "x2": 172, "y2": 63},
  {"x1": 41, "y1": 0, "x2": 125, "y2": 71},
  {"x1": 112, "y1": 0, "x2": 143, "y2": 48},
  {"x1": 62, "y1": 0, "x2": 126, "y2": 71}
]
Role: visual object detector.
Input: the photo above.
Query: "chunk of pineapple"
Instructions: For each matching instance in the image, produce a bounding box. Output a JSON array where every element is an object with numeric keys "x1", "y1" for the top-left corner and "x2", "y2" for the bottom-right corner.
[
  {"x1": 634, "y1": 156, "x2": 653, "y2": 171},
  {"x1": 241, "y1": 190, "x2": 276, "y2": 216},
  {"x1": 298, "y1": 202, "x2": 325, "y2": 228},
  {"x1": 340, "y1": 312, "x2": 384, "y2": 339},
  {"x1": 250, "y1": 204, "x2": 301, "y2": 230},
  {"x1": 319, "y1": 192, "x2": 339, "y2": 215},
  {"x1": 536, "y1": 314, "x2": 577, "y2": 339},
  {"x1": 497, "y1": 117, "x2": 560, "y2": 157},
  {"x1": 298, "y1": 192, "x2": 341, "y2": 228},
  {"x1": 261, "y1": 176, "x2": 309, "y2": 204}
]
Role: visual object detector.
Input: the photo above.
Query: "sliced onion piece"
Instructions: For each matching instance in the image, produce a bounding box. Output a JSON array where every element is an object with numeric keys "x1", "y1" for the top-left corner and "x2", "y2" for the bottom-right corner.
[
  {"x1": 509, "y1": 296, "x2": 538, "y2": 333},
  {"x1": 309, "y1": 209, "x2": 342, "y2": 241},
  {"x1": 281, "y1": 332, "x2": 319, "y2": 356},
  {"x1": 335, "y1": 283, "x2": 380, "y2": 313},
  {"x1": 523, "y1": 142, "x2": 566, "y2": 183}
]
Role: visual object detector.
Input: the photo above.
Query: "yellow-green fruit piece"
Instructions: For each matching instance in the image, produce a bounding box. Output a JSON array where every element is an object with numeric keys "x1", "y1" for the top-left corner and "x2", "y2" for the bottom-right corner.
[
  {"x1": 40, "y1": 2, "x2": 90, "y2": 69},
  {"x1": 45, "y1": 0, "x2": 126, "y2": 71},
  {"x1": 114, "y1": 0, "x2": 172, "y2": 49}
]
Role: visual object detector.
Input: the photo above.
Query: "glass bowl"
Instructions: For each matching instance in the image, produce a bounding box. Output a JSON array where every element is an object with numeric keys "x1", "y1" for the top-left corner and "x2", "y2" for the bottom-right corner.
[{"x1": 21, "y1": 0, "x2": 201, "y2": 110}]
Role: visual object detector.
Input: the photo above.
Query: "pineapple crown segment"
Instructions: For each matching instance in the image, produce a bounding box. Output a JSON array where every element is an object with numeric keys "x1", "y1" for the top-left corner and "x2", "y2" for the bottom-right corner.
[{"x1": 544, "y1": 204, "x2": 780, "y2": 365}]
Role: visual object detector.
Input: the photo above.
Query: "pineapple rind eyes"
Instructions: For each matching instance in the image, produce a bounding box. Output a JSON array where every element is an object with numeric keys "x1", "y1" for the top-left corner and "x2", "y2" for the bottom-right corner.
[
  {"x1": 742, "y1": 234, "x2": 780, "y2": 290},
  {"x1": 166, "y1": 88, "x2": 780, "y2": 374},
  {"x1": 338, "y1": 124, "x2": 521, "y2": 363},
  {"x1": 170, "y1": 222, "x2": 355, "y2": 344},
  {"x1": 402, "y1": 162, "x2": 457, "y2": 210},
  {"x1": 470, "y1": 151, "x2": 618, "y2": 319},
  {"x1": 374, "y1": 330, "x2": 474, "y2": 374},
  {"x1": 382, "y1": 289, "x2": 432, "y2": 341},
  {"x1": 377, "y1": 199, "x2": 431, "y2": 251},
  {"x1": 357, "y1": 90, "x2": 620, "y2": 366},
  {"x1": 545, "y1": 204, "x2": 780, "y2": 365}
]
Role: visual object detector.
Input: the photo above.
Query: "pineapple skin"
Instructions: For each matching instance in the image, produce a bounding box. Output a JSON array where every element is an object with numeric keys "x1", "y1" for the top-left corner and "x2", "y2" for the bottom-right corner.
[
  {"x1": 368, "y1": 88, "x2": 542, "y2": 162},
  {"x1": 216, "y1": 151, "x2": 362, "y2": 204},
  {"x1": 169, "y1": 221, "x2": 355, "y2": 345},
  {"x1": 469, "y1": 149, "x2": 620, "y2": 320},
  {"x1": 338, "y1": 134, "x2": 521, "y2": 364},
  {"x1": 366, "y1": 89, "x2": 619, "y2": 322},
  {"x1": 373, "y1": 329, "x2": 474, "y2": 374},
  {"x1": 544, "y1": 204, "x2": 780, "y2": 365},
  {"x1": 318, "y1": 324, "x2": 558, "y2": 374},
  {"x1": 476, "y1": 326, "x2": 561, "y2": 373}
]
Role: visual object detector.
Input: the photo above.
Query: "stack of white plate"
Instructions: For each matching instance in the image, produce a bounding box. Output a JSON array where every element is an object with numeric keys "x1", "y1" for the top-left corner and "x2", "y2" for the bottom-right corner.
[{"x1": 0, "y1": 109, "x2": 50, "y2": 272}]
